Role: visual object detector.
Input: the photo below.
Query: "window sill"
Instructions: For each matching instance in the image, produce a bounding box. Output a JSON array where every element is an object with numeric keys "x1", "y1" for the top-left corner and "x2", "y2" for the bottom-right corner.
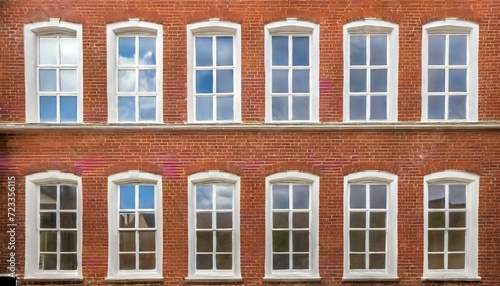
[
  {"x1": 263, "y1": 276, "x2": 321, "y2": 282},
  {"x1": 105, "y1": 276, "x2": 163, "y2": 283},
  {"x1": 23, "y1": 276, "x2": 83, "y2": 282},
  {"x1": 185, "y1": 276, "x2": 243, "y2": 283},
  {"x1": 342, "y1": 276, "x2": 399, "y2": 282},
  {"x1": 422, "y1": 276, "x2": 481, "y2": 282}
]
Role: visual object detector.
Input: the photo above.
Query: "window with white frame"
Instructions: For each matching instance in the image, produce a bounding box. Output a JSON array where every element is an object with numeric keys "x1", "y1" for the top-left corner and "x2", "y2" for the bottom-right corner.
[
  {"x1": 187, "y1": 20, "x2": 241, "y2": 123},
  {"x1": 25, "y1": 171, "x2": 82, "y2": 280},
  {"x1": 24, "y1": 18, "x2": 83, "y2": 123},
  {"x1": 423, "y1": 171, "x2": 479, "y2": 281},
  {"x1": 265, "y1": 19, "x2": 319, "y2": 122},
  {"x1": 343, "y1": 171, "x2": 398, "y2": 281},
  {"x1": 107, "y1": 19, "x2": 163, "y2": 123},
  {"x1": 264, "y1": 171, "x2": 320, "y2": 281},
  {"x1": 107, "y1": 171, "x2": 162, "y2": 280},
  {"x1": 186, "y1": 171, "x2": 241, "y2": 282},
  {"x1": 343, "y1": 19, "x2": 398, "y2": 122},
  {"x1": 422, "y1": 19, "x2": 479, "y2": 121}
]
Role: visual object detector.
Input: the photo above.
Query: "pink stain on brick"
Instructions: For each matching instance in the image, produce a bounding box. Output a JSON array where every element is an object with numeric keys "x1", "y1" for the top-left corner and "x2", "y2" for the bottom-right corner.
[
  {"x1": 75, "y1": 156, "x2": 109, "y2": 174},
  {"x1": 320, "y1": 78, "x2": 333, "y2": 92}
]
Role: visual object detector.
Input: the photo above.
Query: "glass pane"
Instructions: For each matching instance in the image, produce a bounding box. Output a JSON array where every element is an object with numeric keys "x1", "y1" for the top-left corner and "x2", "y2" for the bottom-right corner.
[
  {"x1": 293, "y1": 212, "x2": 309, "y2": 228},
  {"x1": 428, "y1": 185, "x2": 445, "y2": 208},
  {"x1": 196, "y1": 231, "x2": 213, "y2": 252},
  {"x1": 272, "y1": 69, "x2": 289, "y2": 93},
  {"x1": 428, "y1": 253, "x2": 444, "y2": 269},
  {"x1": 216, "y1": 36, "x2": 233, "y2": 66},
  {"x1": 292, "y1": 96, "x2": 309, "y2": 121},
  {"x1": 60, "y1": 212, "x2": 77, "y2": 228},
  {"x1": 272, "y1": 230, "x2": 289, "y2": 252},
  {"x1": 196, "y1": 96, "x2": 213, "y2": 121},
  {"x1": 119, "y1": 231, "x2": 135, "y2": 251},
  {"x1": 370, "y1": 95, "x2": 387, "y2": 120},
  {"x1": 39, "y1": 37, "x2": 58, "y2": 64},
  {"x1": 39, "y1": 69, "x2": 57, "y2": 91},
  {"x1": 118, "y1": 70, "x2": 136, "y2": 92},
  {"x1": 118, "y1": 96, "x2": 136, "y2": 122},
  {"x1": 216, "y1": 213, "x2": 232, "y2": 229},
  {"x1": 60, "y1": 37, "x2": 78, "y2": 65},
  {"x1": 196, "y1": 70, "x2": 213, "y2": 93},
  {"x1": 449, "y1": 185, "x2": 466, "y2": 208},
  {"x1": 40, "y1": 212, "x2": 56, "y2": 228},
  {"x1": 428, "y1": 35, "x2": 445, "y2": 65},
  {"x1": 350, "y1": 36, "x2": 366, "y2": 66},
  {"x1": 60, "y1": 254, "x2": 78, "y2": 270},
  {"x1": 428, "y1": 69, "x2": 445, "y2": 92},
  {"x1": 273, "y1": 254, "x2": 289, "y2": 270},
  {"x1": 60, "y1": 231, "x2": 77, "y2": 252},
  {"x1": 449, "y1": 69, "x2": 467, "y2": 92},
  {"x1": 349, "y1": 230, "x2": 365, "y2": 252},
  {"x1": 138, "y1": 213, "x2": 155, "y2": 228},
  {"x1": 195, "y1": 37, "x2": 212, "y2": 67},
  {"x1": 118, "y1": 37, "x2": 136, "y2": 65},
  {"x1": 120, "y1": 185, "x2": 135, "y2": 209},
  {"x1": 350, "y1": 212, "x2": 366, "y2": 228},
  {"x1": 350, "y1": 254, "x2": 365, "y2": 270},
  {"x1": 139, "y1": 96, "x2": 156, "y2": 121},
  {"x1": 216, "y1": 231, "x2": 232, "y2": 252},
  {"x1": 273, "y1": 212, "x2": 289, "y2": 228},
  {"x1": 293, "y1": 254, "x2": 309, "y2": 269},
  {"x1": 40, "y1": 186, "x2": 57, "y2": 209},
  {"x1": 39, "y1": 231, "x2": 57, "y2": 252},
  {"x1": 428, "y1": 212, "x2": 445, "y2": 228},
  {"x1": 448, "y1": 253, "x2": 465, "y2": 269},
  {"x1": 139, "y1": 37, "x2": 156, "y2": 65},
  {"x1": 350, "y1": 185, "x2": 366, "y2": 209},
  {"x1": 40, "y1": 254, "x2": 57, "y2": 270},
  {"x1": 272, "y1": 185, "x2": 289, "y2": 209},
  {"x1": 370, "y1": 69, "x2": 387, "y2": 92},
  {"x1": 139, "y1": 253, "x2": 156, "y2": 270},
  {"x1": 369, "y1": 212, "x2": 386, "y2": 228},
  {"x1": 216, "y1": 185, "x2": 233, "y2": 210},
  {"x1": 449, "y1": 35, "x2": 467, "y2": 65},
  {"x1": 216, "y1": 254, "x2": 232, "y2": 270},
  {"x1": 119, "y1": 213, "x2": 135, "y2": 228},
  {"x1": 292, "y1": 231, "x2": 309, "y2": 252},
  {"x1": 428, "y1": 95, "x2": 445, "y2": 120},
  {"x1": 292, "y1": 36, "x2": 309, "y2": 66},
  {"x1": 370, "y1": 185, "x2": 387, "y2": 209},
  {"x1": 196, "y1": 212, "x2": 212, "y2": 229},
  {"x1": 216, "y1": 70, "x2": 234, "y2": 93},
  {"x1": 272, "y1": 96, "x2": 288, "y2": 120},
  {"x1": 139, "y1": 185, "x2": 155, "y2": 209},
  {"x1": 292, "y1": 69, "x2": 310, "y2": 93},
  {"x1": 369, "y1": 253, "x2": 385, "y2": 269},
  {"x1": 350, "y1": 96, "x2": 367, "y2": 120},
  {"x1": 370, "y1": 35, "x2": 387, "y2": 65},
  {"x1": 292, "y1": 185, "x2": 309, "y2": 209},
  {"x1": 40, "y1": 96, "x2": 57, "y2": 122},
  {"x1": 369, "y1": 230, "x2": 386, "y2": 251},
  {"x1": 139, "y1": 231, "x2": 155, "y2": 251},
  {"x1": 196, "y1": 185, "x2": 213, "y2": 209},
  {"x1": 448, "y1": 95, "x2": 466, "y2": 120},
  {"x1": 196, "y1": 254, "x2": 212, "y2": 270},
  {"x1": 272, "y1": 36, "x2": 288, "y2": 66},
  {"x1": 350, "y1": 69, "x2": 367, "y2": 92},
  {"x1": 449, "y1": 211, "x2": 466, "y2": 227},
  {"x1": 119, "y1": 254, "x2": 136, "y2": 270},
  {"x1": 139, "y1": 70, "x2": 156, "y2": 92},
  {"x1": 216, "y1": 96, "x2": 233, "y2": 121},
  {"x1": 428, "y1": 230, "x2": 444, "y2": 251},
  {"x1": 448, "y1": 230, "x2": 466, "y2": 251},
  {"x1": 60, "y1": 96, "x2": 77, "y2": 122},
  {"x1": 60, "y1": 69, "x2": 77, "y2": 92}
]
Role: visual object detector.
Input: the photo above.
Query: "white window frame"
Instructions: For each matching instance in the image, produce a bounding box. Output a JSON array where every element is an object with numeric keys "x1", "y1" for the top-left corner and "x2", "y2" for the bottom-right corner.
[
  {"x1": 343, "y1": 19, "x2": 399, "y2": 122},
  {"x1": 422, "y1": 19, "x2": 479, "y2": 122},
  {"x1": 186, "y1": 171, "x2": 242, "y2": 282},
  {"x1": 25, "y1": 171, "x2": 83, "y2": 280},
  {"x1": 107, "y1": 171, "x2": 163, "y2": 281},
  {"x1": 187, "y1": 19, "x2": 241, "y2": 123},
  {"x1": 423, "y1": 170, "x2": 480, "y2": 281},
  {"x1": 107, "y1": 19, "x2": 163, "y2": 123},
  {"x1": 343, "y1": 171, "x2": 398, "y2": 281},
  {"x1": 24, "y1": 18, "x2": 83, "y2": 123},
  {"x1": 265, "y1": 19, "x2": 320, "y2": 123},
  {"x1": 264, "y1": 171, "x2": 320, "y2": 282}
]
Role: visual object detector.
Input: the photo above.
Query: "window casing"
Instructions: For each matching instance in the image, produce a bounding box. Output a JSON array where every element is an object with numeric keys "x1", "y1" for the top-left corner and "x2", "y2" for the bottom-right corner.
[
  {"x1": 107, "y1": 171, "x2": 163, "y2": 280},
  {"x1": 343, "y1": 171, "x2": 398, "y2": 281},
  {"x1": 25, "y1": 171, "x2": 82, "y2": 280},
  {"x1": 423, "y1": 171, "x2": 479, "y2": 281},
  {"x1": 187, "y1": 20, "x2": 241, "y2": 123},
  {"x1": 25, "y1": 19, "x2": 83, "y2": 123},
  {"x1": 187, "y1": 171, "x2": 241, "y2": 282},
  {"x1": 265, "y1": 19, "x2": 319, "y2": 123},
  {"x1": 107, "y1": 19, "x2": 163, "y2": 123},
  {"x1": 264, "y1": 171, "x2": 320, "y2": 281},
  {"x1": 422, "y1": 19, "x2": 479, "y2": 122},
  {"x1": 343, "y1": 19, "x2": 399, "y2": 122}
]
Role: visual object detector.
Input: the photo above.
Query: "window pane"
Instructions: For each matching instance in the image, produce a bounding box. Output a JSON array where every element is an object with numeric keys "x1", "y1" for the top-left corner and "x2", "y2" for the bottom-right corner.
[
  {"x1": 60, "y1": 69, "x2": 77, "y2": 92},
  {"x1": 138, "y1": 185, "x2": 155, "y2": 209},
  {"x1": 118, "y1": 37, "x2": 135, "y2": 65},
  {"x1": 272, "y1": 96, "x2": 288, "y2": 120},
  {"x1": 40, "y1": 186, "x2": 57, "y2": 209},
  {"x1": 292, "y1": 231, "x2": 309, "y2": 252},
  {"x1": 273, "y1": 254, "x2": 289, "y2": 270},
  {"x1": 350, "y1": 36, "x2": 366, "y2": 66},
  {"x1": 370, "y1": 185, "x2": 386, "y2": 209},
  {"x1": 196, "y1": 70, "x2": 213, "y2": 93},
  {"x1": 369, "y1": 230, "x2": 386, "y2": 251},
  {"x1": 216, "y1": 96, "x2": 233, "y2": 121},
  {"x1": 216, "y1": 70, "x2": 233, "y2": 93},
  {"x1": 293, "y1": 254, "x2": 309, "y2": 270},
  {"x1": 350, "y1": 254, "x2": 365, "y2": 269},
  {"x1": 216, "y1": 231, "x2": 232, "y2": 252},
  {"x1": 40, "y1": 254, "x2": 57, "y2": 270},
  {"x1": 428, "y1": 212, "x2": 445, "y2": 228},
  {"x1": 428, "y1": 69, "x2": 445, "y2": 92},
  {"x1": 60, "y1": 231, "x2": 77, "y2": 252},
  {"x1": 350, "y1": 185, "x2": 366, "y2": 209},
  {"x1": 138, "y1": 213, "x2": 155, "y2": 228},
  {"x1": 272, "y1": 230, "x2": 289, "y2": 252},
  {"x1": 139, "y1": 253, "x2": 156, "y2": 270},
  {"x1": 428, "y1": 35, "x2": 445, "y2": 65},
  {"x1": 350, "y1": 212, "x2": 366, "y2": 228},
  {"x1": 196, "y1": 185, "x2": 213, "y2": 209},
  {"x1": 196, "y1": 96, "x2": 213, "y2": 121},
  {"x1": 139, "y1": 37, "x2": 156, "y2": 65},
  {"x1": 120, "y1": 185, "x2": 135, "y2": 209},
  {"x1": 39, "y1": 69, "x2": 57, "y2": 91},
  {"x1": 448, "y1": 253, "x2": 465, "y2": 269},
  {"x1": 216, "y1": 36, "x2": 233, "y2": 66},
  {"x1": 216, "y1": 254, "x2": 232, "y2": 270},
  {"x1": 448, "y1": 95, "x2": 466, "y2": 120},
  {"x1": 40, "y1": 212, "x2": 56, "y2": 228},
  {"x1": 216, "y1": 213, "x2": 232, "y2": 229},
  {"x1": 370, "y1": 95, "x2": 387, "y2": 120},
  {"x1": 196, "y1": 231, "x2": 213, "y2": 252},
  {"x1": 292, "y1": 185, "x2": 309, "y2": 209},
  {"x1": 449, "y1": 69, "x2": 467, "y2": 92},
  {"x1": 272, "y1": 36, "x2": 288, "y2": 66},
  {"x1": 60, "y1": 254, "x2": 78, "y2": 270},
  {"x1": 448, "y1": 230, "x2": 466, "y2": 251},
  {"x1": 40, "y1": 96, "x2": 57, "y2": 122},
  {"x1": 60, "y1": 37, "x2": 78, "y2": 65},
  {"x1": 293, "y1": 212, "x2": 309, "y2": 228},
  {"x1": 449, "y1": 211, "x2": 466, "y2": 227},
  {"x1": 119, "y1": 254, "x2": 136, "y2": 270},
  {"x1": 119, "y1": 231, "x2": 135, "y2": 251},
  {"x1": 449, "y1": 185, "x2": 466, "y2": 208},
  {"x1": 273, "y1": 212, "x2": 288, "y2": 228},
  {"x1": 39, "y1": 231, "x2": 57, "y2": 252},
  {"x1": 428, "y1": 253, "x2": 444, "y2": 269},
  {"x1": 39, "y1": 37, "x2": 58, "y2": 65},
  {"x1": 292, "y1": 36, "x2": 309, "y2": 66},
  {"x1": 60, "y1": 96, "x2": 77, "y2": 122},
  {"x1": 428, "y1": 95, "x2": 445, "y2": 119},
  {"x1": 196, "y1": 254, "x2": 212, "y2": 270},
  {"x1": 292, "y1": 96, "x2": 310, "y2": 120},
  {"x1": 449, "y1": 35, "x2": 467, "y2": 65},
  {"x1": 60, "y1": 212, "x2": 77, "y2": 228},
  {"x1": 272, "y1": 185, "x2": 289, "y2": 209},
  {"x1": 118, "y1": 70, "x2": 136, "y2": 92},
  {"x1": 197, "y1": 212, "x2": 212, "y2": 229},
  {"x1": 139, "y1": 96, "x2": 156, "y2": 121},
  {"x1": 196, "y1": 37, "x2": 213, "y2": 67},
  {"x1": 139, "y1": 231, "x2": 155, "y2": 251},
  {"x1": 428, "y1": 230, "x2": 444, "y2": 251},
  {"x1": 369, "y1": 253, "x2": 385, "y2": 270},
  {"x1": 350, "y1": 96, "x2": 366, "y2": 120},
  {"x1": 370, "y1": 35, "x2": 387, "y2": 65},
  {"x1": 370, "y1": 69, "x2": 387, "y2": 92},
  {"x1": 118, "y1": 96, "x2": 136, "y2": 122},
  {"x1": 292, "y1": 70, "x2": 309, "y2": 93},
  {"x1": 350, "y1": 69, "x2": 367, "y2": 92},
  {"x1": 216, "y1": 185, "x2": 233, "y2": 210},
  {"x1": 428, "y1": 185, "x2": 445, "y2": 208},
  {"x1": 119, "y1": 213, "x2": 135, "y2": 228},
  {"x1": 370, "y1": 212, "x2": 386, "y2": 228},
  {"x1": 349, "y1": 230, "x2": 365, "y2": 252},
  {"x1": 139, "y1": 70, "x2": 156, "y2": 92},
  {"x1": 272, "y1": 69, "x2": 289, "y2": 93}
]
